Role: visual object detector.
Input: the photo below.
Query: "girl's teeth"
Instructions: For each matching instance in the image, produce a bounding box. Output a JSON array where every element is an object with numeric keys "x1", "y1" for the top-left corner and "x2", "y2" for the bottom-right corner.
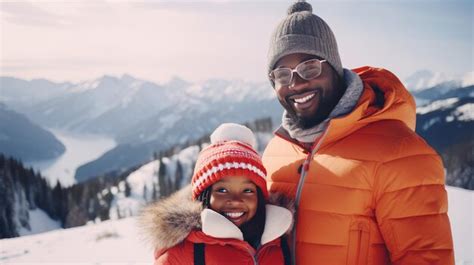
[
  {"x1": 294, "y1": 93, "x2": 315, "y2": 104},
  {"x1": 225, "y1": 212, "x2": 244, "y2": 218}
]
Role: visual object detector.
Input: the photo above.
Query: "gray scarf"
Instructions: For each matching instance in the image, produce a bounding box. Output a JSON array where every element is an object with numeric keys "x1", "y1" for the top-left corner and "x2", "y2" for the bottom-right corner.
[{"x1": 281, "y1": 69, "x2": 364, "y2": 143}]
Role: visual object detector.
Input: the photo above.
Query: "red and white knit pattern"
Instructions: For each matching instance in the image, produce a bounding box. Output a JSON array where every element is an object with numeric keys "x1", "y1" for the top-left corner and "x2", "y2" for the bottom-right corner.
[{"x1": 191, "y1": 140, "x2": 268, "y2": 200}]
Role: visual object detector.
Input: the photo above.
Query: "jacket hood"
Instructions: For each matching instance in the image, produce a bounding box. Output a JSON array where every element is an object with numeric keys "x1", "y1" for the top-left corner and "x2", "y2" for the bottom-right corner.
[
  {"x1": 319, "y1": 66, "x2": 416, "y2": 147},
  {"x1": 274, "y1": 67, "x2": 416, "y2": 149},
  {"x1": 139, "y1": 185, "x2": 295, "y2": 252},
  {"x1": 353, "y1": 66, "x2": 416, "y2": 127}
]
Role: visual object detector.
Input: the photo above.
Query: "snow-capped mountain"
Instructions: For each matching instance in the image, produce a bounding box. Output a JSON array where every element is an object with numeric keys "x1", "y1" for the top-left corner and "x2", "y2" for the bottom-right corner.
[
  {"x1": 8, "y1": 74, "x2": 277, "y2": 138},
  {"x1": 417, "y1": 97, "x2": 473, "y2": 148},
  {"x1": 3, "y1": 74, "x2": 280, "y2": 181},
  {"x1": 403, "y1": 70, "x2": 461, "y2": 92},
  {"x1": 0, "y1": 77, "x2": 72, "y2": 111},
  {"x1": 402, "y1": 70, "x2": 472, "y2": 106},
  {"x1": 23, "y1": 75, "x2": 181, "y2": 135},
  {"x1": 2, "y1": 71, "x2": 471, "y2": 182},
  {"x1": 412, "y1": 82, "x2": 472, "y2": 104}
]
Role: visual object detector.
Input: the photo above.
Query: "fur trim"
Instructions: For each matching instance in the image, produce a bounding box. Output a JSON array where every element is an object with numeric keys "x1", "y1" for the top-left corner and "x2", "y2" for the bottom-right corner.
[
  {"x1": 138, "y1": 185, "x2": 202, "y2": 251},
  {"x1": 138, "y1": 187, "x2": 296, "y2": 251}
]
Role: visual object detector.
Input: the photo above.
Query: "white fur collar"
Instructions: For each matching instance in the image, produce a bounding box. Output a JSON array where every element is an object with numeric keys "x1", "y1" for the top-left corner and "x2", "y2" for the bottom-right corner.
[{"x1": 201, "y1": 204, "x2": 292, "y2": 245}]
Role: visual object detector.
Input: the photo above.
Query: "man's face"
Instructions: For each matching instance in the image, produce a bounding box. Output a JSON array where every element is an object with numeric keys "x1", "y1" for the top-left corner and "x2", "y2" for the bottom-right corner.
[{"x1": 273, "y1": 53, "x2": 345, "y2": 129}]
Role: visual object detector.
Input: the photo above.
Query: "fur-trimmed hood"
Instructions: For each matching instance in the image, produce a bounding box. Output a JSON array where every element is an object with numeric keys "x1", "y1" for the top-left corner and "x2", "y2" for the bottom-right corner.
[{"x1": 139, "y1": 185, "x2": 295, "y2": 252}]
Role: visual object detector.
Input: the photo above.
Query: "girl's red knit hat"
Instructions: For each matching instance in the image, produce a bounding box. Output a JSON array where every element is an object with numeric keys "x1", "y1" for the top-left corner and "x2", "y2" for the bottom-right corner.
[{"x1": 191, "y1": 123, "x2": 268, "y2": 200}]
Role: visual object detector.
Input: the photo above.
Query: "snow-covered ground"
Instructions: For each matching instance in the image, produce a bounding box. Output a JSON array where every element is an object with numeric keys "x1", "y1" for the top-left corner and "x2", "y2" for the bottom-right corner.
[
  {"x1": 17, "y1": 209, "x2": 61, "y2": 237},
  {"x1": 1, "y1": 186, "x2": 472, "y2": 265},
  {"x1": 0, "y1": 218, "x2": 150, "y2": 265},
  {"x1": 447, "y1": 186, "x2": 474, "y2": 265}
]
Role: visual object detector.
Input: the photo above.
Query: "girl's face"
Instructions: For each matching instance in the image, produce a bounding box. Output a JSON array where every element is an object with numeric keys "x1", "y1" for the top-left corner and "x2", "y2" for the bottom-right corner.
[{"x1": 210, "y1": 176, "x2": 258, "y2": 227}]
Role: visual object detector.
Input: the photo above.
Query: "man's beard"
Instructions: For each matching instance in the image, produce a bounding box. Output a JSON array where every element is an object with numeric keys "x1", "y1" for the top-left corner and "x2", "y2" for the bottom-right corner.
[
  {"x1": 283, "y1": 89, "x2": 326, "y2": 129},
  {"x1": 280, "y1": 72, "x2": 346, "y2": 130},
  {"x1": 286, "y1": 109, "x2": 324, "y2": 129},
  {"x1": 282, "y1": 85, "x2": 344, "y2": 129}
]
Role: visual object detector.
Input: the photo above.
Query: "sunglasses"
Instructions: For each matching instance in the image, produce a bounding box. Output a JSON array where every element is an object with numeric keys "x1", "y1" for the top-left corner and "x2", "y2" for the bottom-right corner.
[{"x1": 269, "y1": 58, "x2": 327, "y2": 88}]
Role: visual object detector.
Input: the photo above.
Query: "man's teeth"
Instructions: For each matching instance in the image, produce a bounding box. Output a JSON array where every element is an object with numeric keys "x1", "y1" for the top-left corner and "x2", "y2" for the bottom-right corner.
[
  {"x1": 225, "y1": 212, "x2": 244, "y2": 218},
  {"x1": 293, "y1": 93, "x2": 315, "y2": 104}
]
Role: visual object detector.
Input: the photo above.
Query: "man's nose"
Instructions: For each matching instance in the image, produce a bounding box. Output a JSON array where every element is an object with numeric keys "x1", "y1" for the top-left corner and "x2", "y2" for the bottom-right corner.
[{"x1": 289, "y1": 73, "x2": 309, "y2": 91}]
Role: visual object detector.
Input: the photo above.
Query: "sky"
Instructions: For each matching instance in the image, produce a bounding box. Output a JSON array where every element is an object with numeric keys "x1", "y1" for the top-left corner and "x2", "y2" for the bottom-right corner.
[{"x1": 0, "y1": 0, "x2": 472, "y2": 84}]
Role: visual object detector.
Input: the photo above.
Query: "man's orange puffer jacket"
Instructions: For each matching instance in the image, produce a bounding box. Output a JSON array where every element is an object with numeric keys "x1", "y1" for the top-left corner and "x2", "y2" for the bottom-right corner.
[{"x1": 263, "y1": 66, "x2": 454, "y2": 265}]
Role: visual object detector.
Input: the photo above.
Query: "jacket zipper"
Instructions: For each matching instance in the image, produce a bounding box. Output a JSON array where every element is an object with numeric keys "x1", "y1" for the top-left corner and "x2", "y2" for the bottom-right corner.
[
  {"x1": 249, "y1": 241, "x2": 277, "y2": 265},
  {"x1": 250, "y1": 251, "x2": 257, "y2": 265},
  {"x1": 290, "y1": 128, "x2": 330, "y2": 265},
  {"x1": 355, "y1": 229, "x2": 362, "y2": 264},
  {"x1": 354, "y1": 224, "x2": 365, "y2": 265},
  {"x1": 247, "y1": 244, "x2": 260, "y2": 265}
]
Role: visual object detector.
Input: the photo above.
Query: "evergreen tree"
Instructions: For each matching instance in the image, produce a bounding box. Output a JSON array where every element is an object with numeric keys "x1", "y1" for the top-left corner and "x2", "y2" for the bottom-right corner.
[
  {"x1": 174, "y1": 160, "x2": 184, "y2": 191},
  {"x1": 152, "y1": 183, "x2": 157, "y2": 201},
  {"x1": 143, "y1": 185, "x2": 148, "y2": 201},
  {"x1": 0, "y1": 157, "x2": 18, "y2": 238},
  {"x1": 52, "y1": 182, "x2": 63, "y2": 219},
  {"x1": 124, "y1": 181, "x2": 131, "y2": 197},
  {"x1": 158, "y1": 157, "x2": 168, "y2": 198}
]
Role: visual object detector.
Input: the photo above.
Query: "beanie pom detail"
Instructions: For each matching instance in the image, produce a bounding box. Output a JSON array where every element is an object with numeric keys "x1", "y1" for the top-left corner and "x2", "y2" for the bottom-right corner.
[
  {"x1": 210, "y1": 123, "x2": 257, "y2": 149},
  {"x1": 287, "y1": 1, "x2": 312, "y2": 15}
]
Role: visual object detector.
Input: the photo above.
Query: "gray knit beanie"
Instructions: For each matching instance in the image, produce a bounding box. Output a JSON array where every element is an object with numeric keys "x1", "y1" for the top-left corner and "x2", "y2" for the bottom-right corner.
[{"x1": 267, "y1": 1, "x2": 343, "y2": 80}]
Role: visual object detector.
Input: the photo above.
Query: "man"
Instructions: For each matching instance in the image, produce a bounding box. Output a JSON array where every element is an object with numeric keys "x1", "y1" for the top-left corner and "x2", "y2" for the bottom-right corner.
[{"x1": 262, "y1": 1, "x2": 455, "y2": 265}]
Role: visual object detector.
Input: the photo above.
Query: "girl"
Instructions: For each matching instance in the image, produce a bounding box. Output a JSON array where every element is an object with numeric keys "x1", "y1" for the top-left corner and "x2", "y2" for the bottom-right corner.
[{"x1": 141, "y1": 123, "x2": 293, "y2": 265}]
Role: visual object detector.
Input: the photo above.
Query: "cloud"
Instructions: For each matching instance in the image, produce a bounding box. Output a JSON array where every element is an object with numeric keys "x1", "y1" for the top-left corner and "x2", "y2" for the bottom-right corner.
[
  {"x1": 0, "y1": 1, "x2": 67, "y2": 27},
  {"x1": 0, "y1": 0, "x2": 113, "y2": 28}
]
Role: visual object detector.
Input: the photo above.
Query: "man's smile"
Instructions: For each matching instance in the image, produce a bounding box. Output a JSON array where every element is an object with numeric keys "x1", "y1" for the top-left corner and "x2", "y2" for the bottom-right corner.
[{"x1": 288, "y1": 90, "x2": 319, "y2": 111}]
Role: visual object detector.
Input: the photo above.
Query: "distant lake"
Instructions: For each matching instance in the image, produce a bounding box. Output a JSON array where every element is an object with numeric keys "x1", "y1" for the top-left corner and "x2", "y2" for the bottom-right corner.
[{"x1": 26, "y1": 130, "x2": 116, "y2": 187}]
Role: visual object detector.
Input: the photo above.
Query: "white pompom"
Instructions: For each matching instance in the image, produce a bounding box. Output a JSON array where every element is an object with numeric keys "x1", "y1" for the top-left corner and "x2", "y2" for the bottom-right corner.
[{"x1": 210, "y1": 123, "x2": 257, "y2": 149}]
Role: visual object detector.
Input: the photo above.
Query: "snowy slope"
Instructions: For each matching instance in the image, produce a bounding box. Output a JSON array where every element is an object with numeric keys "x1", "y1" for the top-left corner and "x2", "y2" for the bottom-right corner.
[
  {"x1": 107, "y1": 145, "x2": 200, "y2": 221},
  {"x1": 447, "y1": 187, "x2": 474, "y2": 264},
  {"x1": 17, "y1": 209, "x2": 61, "y2": 237},
  {"x1": 0, "y1": 186, "x2": 472, "y2": 265},
  {"x1": 0, "y1": 218, "x2": 150, "y2": 264}
]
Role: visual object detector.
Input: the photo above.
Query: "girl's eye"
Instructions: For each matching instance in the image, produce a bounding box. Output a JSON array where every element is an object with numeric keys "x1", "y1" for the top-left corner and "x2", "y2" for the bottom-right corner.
[
  {"x1": 243, "y1": 188, "x2": 255, "y2": 193},
  {"x1": 216, "y1": 188, "x2": 227, "y2": 193}
]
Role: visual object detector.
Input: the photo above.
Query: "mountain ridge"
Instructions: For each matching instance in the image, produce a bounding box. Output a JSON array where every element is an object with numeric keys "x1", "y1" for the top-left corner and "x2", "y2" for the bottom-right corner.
[
  {"x1": 1, "y1": 72, "x2": 471, "y2": 181},
  {"x1": 0, "y1": 104, "x2": 65, "y2": 161}
]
